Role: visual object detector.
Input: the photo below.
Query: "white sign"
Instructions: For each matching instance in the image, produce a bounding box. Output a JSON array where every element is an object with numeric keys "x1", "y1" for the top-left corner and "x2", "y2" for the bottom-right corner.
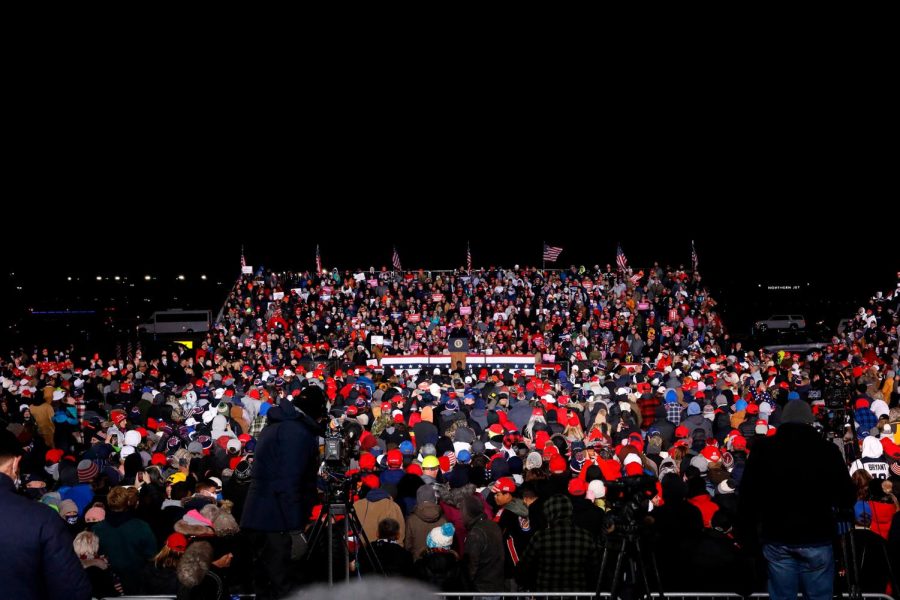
[
  {"x1": 370, "y1": 335, "x2": 384, "y2": 346},
  {"x1": 272, "y1": 292, "x2": 284, "y2": 301},
  {"x1": 242, "y1": 266, "x2": 253, "y2": 274}
]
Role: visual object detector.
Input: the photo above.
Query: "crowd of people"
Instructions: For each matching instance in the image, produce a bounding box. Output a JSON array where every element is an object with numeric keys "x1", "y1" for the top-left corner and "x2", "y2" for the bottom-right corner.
[{"x1": 0, "y1": 262, "x2": 897, "y2": 600}]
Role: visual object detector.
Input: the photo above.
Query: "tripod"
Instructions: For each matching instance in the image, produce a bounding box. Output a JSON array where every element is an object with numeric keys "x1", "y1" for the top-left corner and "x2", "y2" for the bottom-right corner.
[
  {"x1": 303, "y1": 467, "x2": 385, "y2": 585},
  {"x1": 595, "y1": 520, "x2": 664, "y2": 600}
]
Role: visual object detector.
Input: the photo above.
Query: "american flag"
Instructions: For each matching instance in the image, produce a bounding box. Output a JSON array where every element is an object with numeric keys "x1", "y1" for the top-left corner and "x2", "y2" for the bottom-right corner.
[
  {"x1": 691, "y1": 240, "x2": 699, "y2": 273},
  {"x1": 392, "y1": 246, "x2": 402, "y2": 271},
  {"x1": 616, "y1": 243, "x2": 628, "y2": 272},
  {"x1": 543, "y1": 243, "x2": 563, "y2": 262},
  {"x1": 466, "y1": 241, "x2": 472, "y2": 272},
  {"x1": 240, "y1": 245, "x2": 246, "y2": 269},
  {"x1": 315, "y1": 245, "x2": 322, "y2": 273}
]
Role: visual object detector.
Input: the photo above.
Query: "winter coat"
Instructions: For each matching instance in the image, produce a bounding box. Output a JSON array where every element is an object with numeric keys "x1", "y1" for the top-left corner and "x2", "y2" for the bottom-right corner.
[
  {"x1": 739, "y1": 422, "x2": 855, "y2": 546},
  {"x1": 463, "y1": 511, "x2": 505, "y2": 592},
  {"x1": 415, "y1": 548, "x2": 462, "y2": 591},
  {"x1": 93, "y1": 510, "x2": 158, "y2": 593},
  {"x1": 240, "y1": 402, "x2": 320, "y2": 532},
  {"x1": 140, "y1": 562, "x2": 178, "y2": 595},
  {"x1": 405, "y1": 501, "x2": 447, "y2": 559},
  {"x1": 357, "y1": 539, "x2": 415, "y2": 577},
  {"x1": 439, "y1": 484, "x2": 494, "y2": 556},
  {"x1": 176, "y1": 541, "x2": 227, "y2": 600},
  {"x1": 494, "y1": 498, "x2": 533, "y2": 577},
  {"x1": 353, "y1": 487, "x2": 405, "y2": 544},
  {"x1": 517, "y1": 494, "x2": 601, "y2": 592},
  {"x1": 0, "y1": 474, "x2": 91, "y2": 600}
]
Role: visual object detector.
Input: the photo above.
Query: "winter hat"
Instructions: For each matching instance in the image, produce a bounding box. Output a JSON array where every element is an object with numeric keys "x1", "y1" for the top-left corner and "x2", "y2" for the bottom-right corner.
[
  {"x1": 416, "y1": 484, "x2": 438, "y2": 505},
  {"x1": 85, "y1": 506, "x2": 106, "y2": 523},
  {"x1": 426, "y1": 523, "x2": 455, "y2": 549},
  {"x1": 457, "y1": 449, "x2": 472, "y2": 464},
  {"x1": 58, "y1": 499, "x2": 78, "y2": 517},
  {"x1": 124, "y1": 429, "x2": 142, "y2": 447},
  {"x1": 549, "y1": 454, "x2": 568, "y2": 474},
  {"x1": 586, "y1": 479, "x2": 606, "y2": 501},
  {"x1": 77, "y1": 460, "x2": 99, "y2": 483},
  {"x1": 166, "y1": 532, "x2": 188, "y2": 552},
  {"x1": 687, "y1": 402, "x2": 701, "y2": 416},
  {"x1": 781, "y1": 399, "x2": 814, "y2": 425},
  {"x1": 525, "y1": 451, "x2": 543, "y2": 470},
  {"x1": 567, "y1": 478, "x2": 588, "y2": 496}
]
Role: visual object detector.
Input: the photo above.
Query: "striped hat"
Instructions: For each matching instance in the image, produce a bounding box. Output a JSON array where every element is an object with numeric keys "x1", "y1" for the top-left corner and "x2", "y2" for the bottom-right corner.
[{"x1": 77, "y1": 460, "x2": 99, "y2": 483}]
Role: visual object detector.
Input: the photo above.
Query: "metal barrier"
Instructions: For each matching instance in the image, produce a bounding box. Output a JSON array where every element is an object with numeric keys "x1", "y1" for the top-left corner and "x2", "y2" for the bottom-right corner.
[{"x1": 433, "y1": 594, "x2": 742, "y2": 600}]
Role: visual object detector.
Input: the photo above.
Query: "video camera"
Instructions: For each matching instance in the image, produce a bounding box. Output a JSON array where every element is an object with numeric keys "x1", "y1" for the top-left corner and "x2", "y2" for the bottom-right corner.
[
  {"x1": 603, "y1": 474, "x2": 658, "y2": 528},
  {"x1": 323, "y1": 419, "x2": 362, "y2": 470}
]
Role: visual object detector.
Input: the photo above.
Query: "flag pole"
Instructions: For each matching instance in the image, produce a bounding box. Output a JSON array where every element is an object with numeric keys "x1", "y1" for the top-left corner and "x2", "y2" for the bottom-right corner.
[{"x1": 542, "y1": 241, "x2": 545, "y2": 275}]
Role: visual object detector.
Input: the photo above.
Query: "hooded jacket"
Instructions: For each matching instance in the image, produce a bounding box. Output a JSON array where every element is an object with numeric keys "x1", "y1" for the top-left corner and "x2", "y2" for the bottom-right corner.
[
  {"x1": 405, "y1": 500, "x2": 447, "y2": 559},
  {"x1": 240, "y1": 401, "x2": 320, "y2": 532},
  {"x1": 493, "y1": 498, "x2": 532, "y2": 577},
  {"x1": 353, "y1": 487, "x2": 405, "y2": 544},
  {"x1": 739, "y1": 423, "x2": 855, "y2": 546},
  {"x1": 517, "y1": 495, "x2": 601, "y2": 592},
  {"x1": 849, "y1": 437, "x2": 889, "y2": 480}
]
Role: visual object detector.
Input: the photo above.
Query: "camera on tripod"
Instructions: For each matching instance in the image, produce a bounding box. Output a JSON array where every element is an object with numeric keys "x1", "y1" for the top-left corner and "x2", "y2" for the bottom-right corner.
[
  {"x1": 604, "y1": 474, "x2": 658, "y2": 527},
  {"x1": 323, "y1": 420, "x2": 362, "y2": 469}
]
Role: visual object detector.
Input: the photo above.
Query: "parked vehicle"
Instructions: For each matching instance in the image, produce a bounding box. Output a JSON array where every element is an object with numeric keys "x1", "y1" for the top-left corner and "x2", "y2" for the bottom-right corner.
[
  {"x1": 754, "y1": 314, "x2": 806, "y2": 332},
  {"x1": 136, "y1": 309, "x2": 211, "y2": 335}
]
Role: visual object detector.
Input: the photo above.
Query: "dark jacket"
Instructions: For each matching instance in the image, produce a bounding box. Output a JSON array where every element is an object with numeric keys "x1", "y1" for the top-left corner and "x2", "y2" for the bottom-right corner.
[
  {"x1": 357, "y1": 539, "x2": 415, "y2": 578},
  {"x1": 0, "y1": 473, "x2": 92, "y2": 600},
  {"x1": 517, "y1": 494, "x2": 601, "y2": 592},
  {"x1": 739, "y1": 422, "x2": 855, "y2": 546},
  {"x1": 415, "y1": 548, "x2": 462, "y2": 591},
  {"x1": 240, "y1": 402, "x2": 320, "y2": 532},
  {"x1": 463, "y1": 511, "x2": 505, "y2": 592},
  {"x1": 93, "y1": 510, "x2": 158, "y2": 594}
]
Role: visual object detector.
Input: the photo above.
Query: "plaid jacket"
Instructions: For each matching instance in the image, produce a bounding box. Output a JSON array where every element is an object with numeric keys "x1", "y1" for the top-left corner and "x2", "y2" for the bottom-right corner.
[
  {"x1": 517, "y1": 495, "x2": 601, "y2": 591},
  {"x1": 665, "y1": 402, "x2": 683, "y2": 426}
]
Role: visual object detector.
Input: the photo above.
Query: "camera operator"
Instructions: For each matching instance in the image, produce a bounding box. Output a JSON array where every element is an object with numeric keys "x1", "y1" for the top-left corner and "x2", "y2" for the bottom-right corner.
[
  {"x1": 241, "y1": 385, "x2": 326, "y2": 599},
  {"x1": 738, "y1": 399, "x2": 856, "y2": 600}
]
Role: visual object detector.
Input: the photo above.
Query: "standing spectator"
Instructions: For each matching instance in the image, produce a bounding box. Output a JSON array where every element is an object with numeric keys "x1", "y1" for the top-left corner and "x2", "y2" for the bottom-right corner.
[
  {"x1": 0, "y1": 429, "x2": 91, "y2": 600},
  {"x1": 357, "y1": 517, "x2": 415, "y2": 577},
  {"x1": 405, "y1": 484, "x2": 447, "y2": 559},
  {"x1": 415, "y1": 523, "x2": 462, "y2": 591},
  {"x1": 516, "y1": 494, "x2": 601, "y2": 592},
  {"x1": 73, "y1": 530, "x2": 121, "y2": 598},
  {"x1": 240, "y1": 388, "x2": 323, "y2": 599},
  {"x1": 93, "y1": 486, "x2": 158, "y2": 594},
  {"x1": 461, "y1": 494, "x2": 505, "y2": 595},
  {"x1": 739, "y1": 399, "x2": 856, "y2": 600}
]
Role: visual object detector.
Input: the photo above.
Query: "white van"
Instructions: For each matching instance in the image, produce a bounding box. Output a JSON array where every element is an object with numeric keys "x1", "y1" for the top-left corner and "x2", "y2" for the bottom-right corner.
[{"x1": 137, "y1": 309, "x2": 211, "y2": 335}]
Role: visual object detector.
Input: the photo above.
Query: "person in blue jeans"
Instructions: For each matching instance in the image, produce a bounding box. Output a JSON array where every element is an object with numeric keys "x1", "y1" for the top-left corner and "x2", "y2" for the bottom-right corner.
[{"x1": 738, "y1": 399, "x2": 856, "y2": 600}]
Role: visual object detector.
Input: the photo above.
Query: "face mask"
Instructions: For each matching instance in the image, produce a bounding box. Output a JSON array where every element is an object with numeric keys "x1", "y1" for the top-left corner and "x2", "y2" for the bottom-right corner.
[{"x1": 66, "y1": 516, "x2": 79, "y2": 525}]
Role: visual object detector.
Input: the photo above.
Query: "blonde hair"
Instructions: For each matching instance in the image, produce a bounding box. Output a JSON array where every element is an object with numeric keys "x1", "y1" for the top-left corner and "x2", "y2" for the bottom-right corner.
[
  {"x1": 73, "y1": 531, "x2": 99, "y2": 560},
  {"x1": 153, "y1": 545, "x2": 183, "y2": 569}
]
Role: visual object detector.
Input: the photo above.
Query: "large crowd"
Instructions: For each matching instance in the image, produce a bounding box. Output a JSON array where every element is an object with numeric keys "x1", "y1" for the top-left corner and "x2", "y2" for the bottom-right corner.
[{"x1": 0, "y1": 263, "x2": 898, "y2": 599}]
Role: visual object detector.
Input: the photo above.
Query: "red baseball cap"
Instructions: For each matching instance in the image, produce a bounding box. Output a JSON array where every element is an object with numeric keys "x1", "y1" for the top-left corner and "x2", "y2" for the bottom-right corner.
[
  {"x1": 166, "y1": 532, "x2": 188, "y2": 553},
  {"x1": 745, "y1": 403, "x2": 759, "y2": 415},
  {"x1": 675, "y1": 425, "x2": 689, "y2": 439},
  {"x1": 386, "y1": 449, "x2": 403, "y2": 468},
  {"x1": 567, "y1": 478, "x2": 588, "y2": 496},
  {"x1": 490, "y1": 477, "x2": 517, "y2": 493},
  {"x1": 700, "y1": 447, "x2": 721, "y2": 463},
  {"x1": 361, "y1": 474, "x2": 380, "y2": 490}
]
